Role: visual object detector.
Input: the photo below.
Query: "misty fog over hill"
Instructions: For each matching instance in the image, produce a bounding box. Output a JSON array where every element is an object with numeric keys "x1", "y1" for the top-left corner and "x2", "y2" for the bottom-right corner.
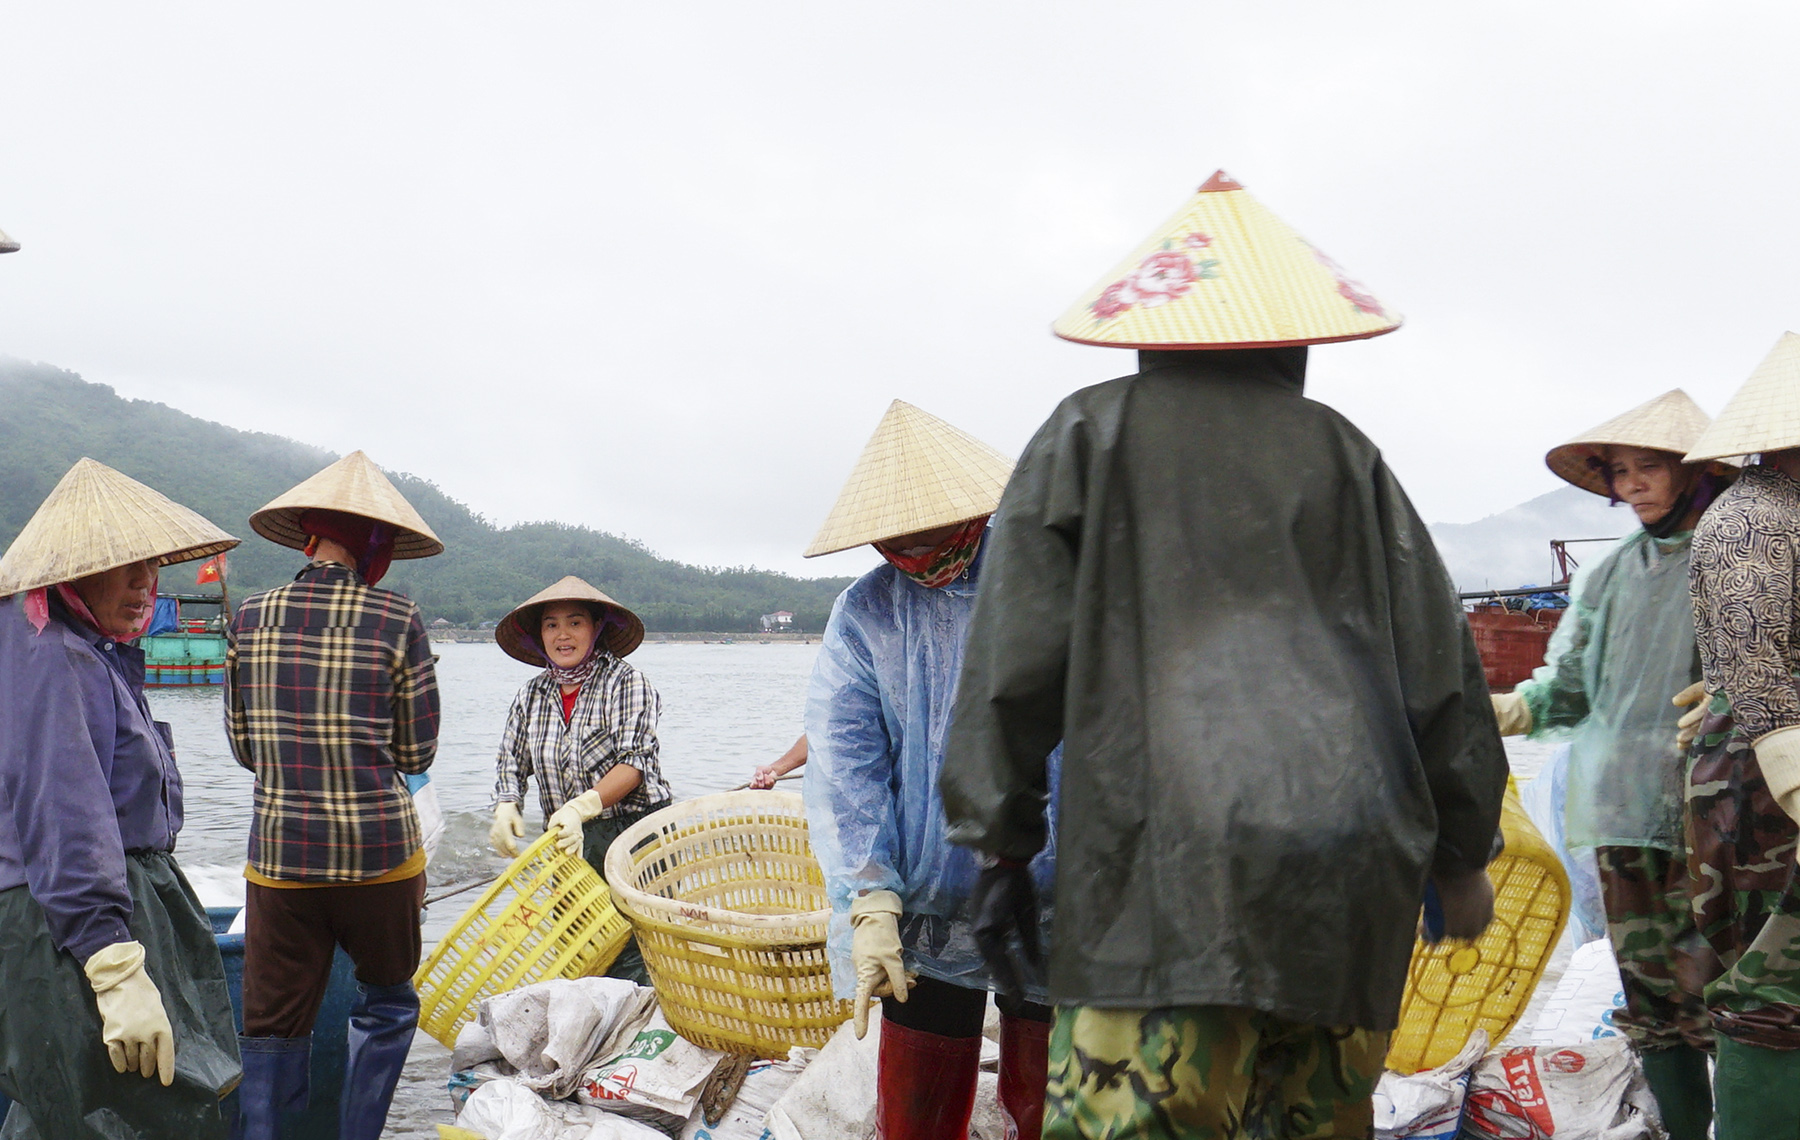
[{"x1": 1429, "y1": 485, "x2": 1633, "y2": 593}]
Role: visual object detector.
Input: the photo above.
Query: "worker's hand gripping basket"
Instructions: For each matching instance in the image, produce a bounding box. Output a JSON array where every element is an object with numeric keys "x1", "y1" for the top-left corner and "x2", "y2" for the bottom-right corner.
[
  {"x1": 1388, "y1": 778, "x2": 1572, "y2": 1072},
  {"x1": 414, "y1": 832, "x2": 633, "y2": 1047},
  {"x1": 603, "y1": 791, "x2": 851, "y2": 1057}
]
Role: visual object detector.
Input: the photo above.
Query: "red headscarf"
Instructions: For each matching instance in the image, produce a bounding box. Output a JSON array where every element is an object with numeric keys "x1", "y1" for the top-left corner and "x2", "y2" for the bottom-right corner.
[
  {"x1": 301, "y1": 509, "x2": 396, "y2": 585},
  {"x1": 875, "y1": 517, "x2": 989, "y2": 589}
]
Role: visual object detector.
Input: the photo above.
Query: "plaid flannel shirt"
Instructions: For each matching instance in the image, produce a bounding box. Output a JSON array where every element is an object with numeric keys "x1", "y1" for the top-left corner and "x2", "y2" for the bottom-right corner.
[
  {"x1": 494, "y1": 654, "x2": 671, "y2": 820},
  {"x1": 225, "y1": 561, "x2": 439, "y2": 882}
]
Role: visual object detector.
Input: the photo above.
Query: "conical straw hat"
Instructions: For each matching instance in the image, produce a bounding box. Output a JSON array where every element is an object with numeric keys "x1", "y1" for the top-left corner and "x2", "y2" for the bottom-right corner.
[
  {"x1": 497, "y1": 575, "x2": 645, "y2": 663},
  {"x1": 1053, "y1": 171, "x2": 1402, "y2": 350},
  {"x1": 1545, "y1": 389, "x2": 1715, "y2": 497},
  {"x1": 0, "y1": 228, "x2": 18, "y2": 254},
  {"x1": 0, "y1": 458, "x2": 239, "y2": 595},
  {"x1": 804, "y1": 401, "x2": 1014, "y2": 557},
  {"x1": 1686, "y1": 333, "x2": 1800, "y2": 463},
  {"x1": 250, "y1": 450, "x2": 444, "y2": 558}
]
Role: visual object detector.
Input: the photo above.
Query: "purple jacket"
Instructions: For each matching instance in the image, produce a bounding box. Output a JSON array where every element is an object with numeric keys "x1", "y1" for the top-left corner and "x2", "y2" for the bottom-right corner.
[{"x1": 0, "y1": 593, "x2": 182, "y2": 962}]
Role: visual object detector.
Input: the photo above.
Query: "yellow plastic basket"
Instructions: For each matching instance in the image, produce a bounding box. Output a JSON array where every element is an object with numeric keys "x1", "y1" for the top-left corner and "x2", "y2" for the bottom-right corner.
[
  {"x1": 603, "y1": 791, "x2": 851, "y2": 1057},
  {"x1": 414, "y1": 831, "x2": 633, "y2": 1047},
  {"x1": 1388, "y1": 778, "x2": 1571, "y2": 1073}
]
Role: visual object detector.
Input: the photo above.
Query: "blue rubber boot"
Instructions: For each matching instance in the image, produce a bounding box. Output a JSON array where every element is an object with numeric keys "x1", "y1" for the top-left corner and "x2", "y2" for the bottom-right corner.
[
  {"x1": 231, "y1": 1035, "x2": 311, "y2": 1140},
  {"x1": 339, "y1": 981, "x2": 419, "y2": 1140}
]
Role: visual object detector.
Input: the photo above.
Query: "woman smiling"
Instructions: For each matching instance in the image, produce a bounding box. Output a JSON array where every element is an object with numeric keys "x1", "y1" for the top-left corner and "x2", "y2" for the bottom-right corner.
[{"x1": 488, "y1": 576, "x2": 669, "y2": 982}]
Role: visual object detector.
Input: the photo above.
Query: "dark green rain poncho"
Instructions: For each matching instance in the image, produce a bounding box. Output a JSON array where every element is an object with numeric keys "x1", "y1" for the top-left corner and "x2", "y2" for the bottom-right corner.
[{"x1": 940, "y1": 347, "x2": 1508, "y2": 1031}]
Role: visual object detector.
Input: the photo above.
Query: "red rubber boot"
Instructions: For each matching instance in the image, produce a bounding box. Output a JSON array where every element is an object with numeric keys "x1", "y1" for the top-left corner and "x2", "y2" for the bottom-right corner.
[
  {"x1": 997, "y1": 1014, "x2": 1052, "y2": 1140},
  {"x1": 875, "y1": 1018, "x2": 983, "y2": 1140}
]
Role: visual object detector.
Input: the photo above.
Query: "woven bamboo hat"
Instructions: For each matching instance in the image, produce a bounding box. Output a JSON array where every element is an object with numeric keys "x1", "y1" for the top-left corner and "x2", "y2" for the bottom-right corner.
[
  {"x1": 804, "y1": 400, "x2": 1013, "y2": 557},
  {"x1": 1545, "y1": 389, "x2": 1715, "y2": 497},
  {"x1": 1053, "y1": 171, "x2": 1401, "y2": 350},
  {"x1": 497, "y1": 576, "x2": 645, "y2": 663},
  {"x1": 1686, "y1": 333, "x2": 1800, "y2": 463},
  {"x1": 250, "y1": 450, "x2": 444, "y2": 558},
  {"x1": 0, "y1": 228, "x2": 18, "y2": 254},
  {"x1": 0, "y1": 458, "x2": 239, "y2": 595}
]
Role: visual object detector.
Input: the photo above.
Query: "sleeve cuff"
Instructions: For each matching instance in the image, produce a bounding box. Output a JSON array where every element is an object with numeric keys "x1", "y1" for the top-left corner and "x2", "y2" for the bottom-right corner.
[
  {"x1": 65, "y1": 919, "x2": 135, "y2": 967},
  {"x1": 1754, "y1": 725, "x2": 1800, "y2": 821}
]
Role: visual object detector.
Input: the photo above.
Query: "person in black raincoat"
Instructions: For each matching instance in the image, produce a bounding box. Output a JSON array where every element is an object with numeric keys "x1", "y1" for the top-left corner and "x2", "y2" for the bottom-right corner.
[
  {"x1": 0, "y1": 459, "x2": 243, "y2": 1139},
  {"x1": 940, "y1": 171, "x2": 1508, "y2": 1140}
]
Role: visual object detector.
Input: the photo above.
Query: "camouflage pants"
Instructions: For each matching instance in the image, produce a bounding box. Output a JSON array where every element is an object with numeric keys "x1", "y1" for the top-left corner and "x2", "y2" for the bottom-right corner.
[
  {"x1": 1594, "y1": 845, "x2": 1714, "y2": 1051},
  {"x1": 1043, "y1": 1005, "x2": 1387, "y2": 1140},
  {"x1": 1687, "y1": 693, "x2": 1800, "y2": 1049}
]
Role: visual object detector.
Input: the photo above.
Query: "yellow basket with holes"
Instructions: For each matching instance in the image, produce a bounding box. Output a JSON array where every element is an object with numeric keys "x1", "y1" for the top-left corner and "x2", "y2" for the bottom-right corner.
[
  {"x1": 1388, "y1": 777, "x2": 1571, "y2": 1073},
  {"x1": 414, "y1": 831, "x2": 632, "y2": 1047},
  {"x1": 603, "y1": 791, "x2": 851, "y2": 1057}
]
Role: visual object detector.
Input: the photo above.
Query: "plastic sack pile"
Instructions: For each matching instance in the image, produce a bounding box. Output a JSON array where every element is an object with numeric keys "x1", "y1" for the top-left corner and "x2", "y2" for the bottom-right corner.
[
  {"x1": 437, "y1": 750, "x2": 1676, "y2": 1140},
  {"x1": 444, "y1": 979, "x2": 1017, "y2": 1140},
  {"x1": 1376, "y1": 937, "x2": 1665, "y2": 1139}
]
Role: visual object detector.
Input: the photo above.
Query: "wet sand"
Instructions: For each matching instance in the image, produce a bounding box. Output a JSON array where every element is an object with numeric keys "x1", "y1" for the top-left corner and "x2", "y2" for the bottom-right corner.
[{"x1": 386, "y1": 1034, "x2": 457, "y2": 1137}]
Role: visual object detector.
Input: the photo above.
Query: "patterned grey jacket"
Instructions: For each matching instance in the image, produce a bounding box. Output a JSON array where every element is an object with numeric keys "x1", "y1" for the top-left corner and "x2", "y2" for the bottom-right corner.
[{"x1": 1690, "y1": 463, "x2": 1800, "y2": 741}]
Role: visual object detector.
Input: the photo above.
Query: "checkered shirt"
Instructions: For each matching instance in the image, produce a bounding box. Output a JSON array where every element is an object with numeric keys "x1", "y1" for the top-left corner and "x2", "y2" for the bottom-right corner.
[
  {"x1": 493, "y1": 654, "x2": 671, "y2": 820},
  {"x1": 225, "y1": 561, "x2": 440, "y2": 882}
]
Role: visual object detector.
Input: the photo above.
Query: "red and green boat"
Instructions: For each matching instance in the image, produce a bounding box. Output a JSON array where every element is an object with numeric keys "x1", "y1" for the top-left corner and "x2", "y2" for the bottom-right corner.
[{"x1": 141, "y1": 592, "x2": 229, "y2": 686}]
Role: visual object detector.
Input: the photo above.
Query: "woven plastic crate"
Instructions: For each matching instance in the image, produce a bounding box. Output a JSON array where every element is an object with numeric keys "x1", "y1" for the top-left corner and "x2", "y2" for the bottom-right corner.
[
  {"x1": 603, "y1": 791, "x2": 851, "y2": 1057},
  {"x1": 414, "y1": 831, "x2": 632, "y2": 1047},
  {"x1": 1388, "y1": 778, "x2": 1571, "y2": 1072}
]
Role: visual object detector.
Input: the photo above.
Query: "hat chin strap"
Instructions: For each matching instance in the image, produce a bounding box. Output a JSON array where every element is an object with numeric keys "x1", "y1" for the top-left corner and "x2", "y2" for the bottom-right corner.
[{"x1": 1641, "y1": 489, "x2": 1693, "y2": 539}]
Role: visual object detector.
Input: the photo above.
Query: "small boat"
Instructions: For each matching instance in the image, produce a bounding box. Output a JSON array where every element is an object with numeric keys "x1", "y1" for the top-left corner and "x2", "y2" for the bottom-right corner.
[
  {"x1": 1460, "y1": 538, "x2": 1611, "y2": 692},
  {"x1": 142, "y1": 592, "x2": 230, "y2": 686},
  {"x1": 1465, "y1": 599, "x2": 1565, "y2": 692}
]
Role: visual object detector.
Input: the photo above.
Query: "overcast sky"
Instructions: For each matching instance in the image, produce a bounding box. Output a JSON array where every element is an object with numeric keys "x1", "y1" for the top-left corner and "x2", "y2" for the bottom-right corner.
[{"x1": 4, "y1": 3, "x2": 1798, "y2": 577}]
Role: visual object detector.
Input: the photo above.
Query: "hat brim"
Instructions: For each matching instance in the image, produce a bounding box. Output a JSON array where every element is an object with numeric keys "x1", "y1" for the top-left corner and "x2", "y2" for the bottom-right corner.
[
  {"x1": 0, "y1": 458, "x2": 241, "y2": 596},
  {"x1": 803, "y1": 509, "x2": 995, "y2": 558},
  {"x1": 249, "y1": 507, "x2": 444, "y2": 560},
  {"x1": 1546, "y1": 443, "x2": 1727, "y2": 499},
  {"x1": 496, "y1": 598, "x2": 646, "y2": 664},
  {"x1": 1051, "y1": 325, "x2": 1400, "y2": 351}
]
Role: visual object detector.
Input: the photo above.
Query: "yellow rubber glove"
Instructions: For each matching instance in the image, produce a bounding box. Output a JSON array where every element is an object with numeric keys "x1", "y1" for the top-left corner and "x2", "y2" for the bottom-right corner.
[
  {"x1": 84, "y1": 940, "x2": 175, "y2": 1086},
  {"x1": 1673, "y1": 682, "x2": 1708, "y2": 756},
  {"x1": 1756, "y1": 725, "x2": 1800, "y2": 825},
  {"x1": 1490, "y1": 691, "x2": 1533, "y2": 737},
  {"x1": 547, "y1": 789, "x2": 605, "y2": 857},
  {"x1": 849, "y1": 889, "x2": 910, "y2": 1039},
  {"x1": 1430, "y1": 867, "x2": 1496, "y2": 941},
  {"x1": 489, "y1": 802, "x2": 526, "y2": 858}
]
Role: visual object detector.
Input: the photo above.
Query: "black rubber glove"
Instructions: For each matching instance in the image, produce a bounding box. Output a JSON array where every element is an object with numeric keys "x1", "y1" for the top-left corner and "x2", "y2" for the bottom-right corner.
[{"x1": 969, "y1": 857, "x2": 1043, "y2": 1001}]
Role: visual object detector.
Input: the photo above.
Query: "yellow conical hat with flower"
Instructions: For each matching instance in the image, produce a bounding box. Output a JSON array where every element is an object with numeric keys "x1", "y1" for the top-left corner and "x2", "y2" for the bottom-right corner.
[
  {"x1": 1686, "y1": 333, "x2": 1800, "y2": 462},
  {"x1": 1053, "y1": 171, "x2": 1402, "y2": 350},
  {"x1": 805, "y1": 400, "x2": 1013, "y2": 557}
]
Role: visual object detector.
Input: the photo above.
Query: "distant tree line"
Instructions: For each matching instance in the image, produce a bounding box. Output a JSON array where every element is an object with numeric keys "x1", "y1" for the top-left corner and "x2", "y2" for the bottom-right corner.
[{"x1": 0, "y1": 359, "x2": 854, "y2": 631}]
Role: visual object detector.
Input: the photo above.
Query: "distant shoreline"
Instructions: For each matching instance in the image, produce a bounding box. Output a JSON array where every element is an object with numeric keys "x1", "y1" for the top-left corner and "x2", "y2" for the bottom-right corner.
[{"x1": 427, "y1": 629, "x2": 818, "y2": 645}]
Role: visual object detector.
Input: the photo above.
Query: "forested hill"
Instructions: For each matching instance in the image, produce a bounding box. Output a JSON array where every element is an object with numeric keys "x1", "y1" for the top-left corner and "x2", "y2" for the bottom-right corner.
[{"x1": 0, "y1": 359, "x2": 855, "y2": 631}]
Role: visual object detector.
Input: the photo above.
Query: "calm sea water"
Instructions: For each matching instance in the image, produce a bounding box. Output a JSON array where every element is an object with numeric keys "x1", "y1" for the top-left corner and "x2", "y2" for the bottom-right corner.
[
  {"x1": 146, "y1": 640, "x2": 821, "y2": 1136},
  {"x1": 154, "y1": 640, "x2": 821, "y2": 920}
]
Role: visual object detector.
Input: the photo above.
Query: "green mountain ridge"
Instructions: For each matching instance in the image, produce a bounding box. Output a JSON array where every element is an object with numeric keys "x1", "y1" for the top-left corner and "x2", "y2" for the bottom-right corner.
[{"x1": 0, "y1": 358, "x2": 855, "y2": 631}]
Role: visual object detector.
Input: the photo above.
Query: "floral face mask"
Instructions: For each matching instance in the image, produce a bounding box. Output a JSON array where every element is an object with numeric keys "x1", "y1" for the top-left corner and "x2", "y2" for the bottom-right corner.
[{"x1": 876, "y1": 517, "x2": 989, "y2": 589}]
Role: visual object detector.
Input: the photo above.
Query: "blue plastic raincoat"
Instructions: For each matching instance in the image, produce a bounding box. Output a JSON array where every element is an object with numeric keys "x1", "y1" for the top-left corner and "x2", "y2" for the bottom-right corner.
[
  {"x1": 803, "y1": 541, "x2": 1059, "y2": 1002},
  {"x1": 1516, "y1": 528, "x2": 1700, "y2": 851}
]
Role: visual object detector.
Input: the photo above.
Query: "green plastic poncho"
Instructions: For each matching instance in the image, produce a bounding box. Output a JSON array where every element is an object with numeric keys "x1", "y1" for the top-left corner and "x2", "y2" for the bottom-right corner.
[{"x1": 1517, "y1": 528, "x2": 1700, "y2": 851}]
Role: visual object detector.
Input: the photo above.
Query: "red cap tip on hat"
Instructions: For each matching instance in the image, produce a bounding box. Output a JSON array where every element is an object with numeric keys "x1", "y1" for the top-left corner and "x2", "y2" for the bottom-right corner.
[{"x1": 1198, "y1": 170, "x2": 1243, "y2": 193}]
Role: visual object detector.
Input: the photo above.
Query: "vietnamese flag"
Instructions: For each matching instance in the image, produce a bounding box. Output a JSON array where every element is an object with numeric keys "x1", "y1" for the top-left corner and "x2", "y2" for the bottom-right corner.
[{"x1": 195, "y1": 554, "x2": 226, "y2": 585}]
